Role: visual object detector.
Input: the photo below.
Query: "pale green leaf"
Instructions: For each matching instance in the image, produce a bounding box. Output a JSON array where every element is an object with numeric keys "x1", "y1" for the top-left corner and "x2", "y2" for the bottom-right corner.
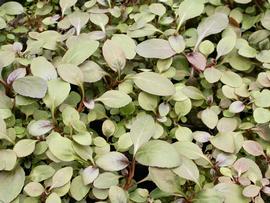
[{"x1": 95, "y1": 90, "x2": 132, "y2": 108}]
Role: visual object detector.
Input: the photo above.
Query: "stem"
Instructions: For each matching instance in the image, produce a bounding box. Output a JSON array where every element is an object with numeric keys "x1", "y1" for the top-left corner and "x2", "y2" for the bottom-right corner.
[
  {"x1": 124, "y1": 158, "x2": 136, "y2": 190},
  {"x1": 77, "y1": 85, "x2": 85, "y2": 112}
]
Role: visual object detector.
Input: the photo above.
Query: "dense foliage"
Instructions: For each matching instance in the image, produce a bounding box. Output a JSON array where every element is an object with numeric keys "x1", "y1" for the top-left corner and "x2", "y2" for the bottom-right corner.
[{"x1": 1, "y1": 0, "x2": 270, "y2": 202}]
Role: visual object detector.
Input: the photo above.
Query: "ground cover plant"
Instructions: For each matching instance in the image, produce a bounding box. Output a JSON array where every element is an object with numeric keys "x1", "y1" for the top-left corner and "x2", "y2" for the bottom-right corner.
[{"x1": 1, "y1": 0, "x2": 270, "y2": 202}]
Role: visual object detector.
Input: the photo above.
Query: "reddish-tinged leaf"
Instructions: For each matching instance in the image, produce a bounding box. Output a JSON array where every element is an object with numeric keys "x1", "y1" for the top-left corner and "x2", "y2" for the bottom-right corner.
[
  {"x1": 7, "y1": 68, "x2": 26, "y2": 85},
  {"x1": 243, "y1": 140, "x2": 264, "y2": 156},
  {"x1": 186, "y1": 52, "x2": 207, "y2": 71}
]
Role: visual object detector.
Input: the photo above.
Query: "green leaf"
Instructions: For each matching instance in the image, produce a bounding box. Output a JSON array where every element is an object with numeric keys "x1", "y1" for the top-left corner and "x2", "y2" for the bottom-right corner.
[
  {"x1": 176, "y1": 0, "x2": 205, "y2": 29},
  {"x1": 111, "y1": 34, "x2": 137, "y2": 59},
  {"x1": 135, "y1": 140, "x2": 181, "y2": 168},
  {"x1": 201, "y1": 108, "x2": 218, "y2": 129},
  {"x1": 0, "y1": 149, "x2": 17, "y2": 171},
  {"x1": 216, "y1": 36, "x2": 236, "y2": 60},
  {"x1": 12, "y1": 76, "x2": 48, "y2": 99},
  {"x1": 109, "y1": 186, "x2": 128, "y2": 203},
  {"x1": 172, "y1": 157, "x2": 200, "y2": 185},
  {"x1": 254, "y1": 108, "x2": 270, "y2": 123},
  {"x1": 130, "y1": 114, "x2": 156, "y2": 154},
  {"x1": 149, "y1": 167, "x2": 182, "y2": 194},
  {"x1": 43, "y1": 79, "x2": 71, "y2": 110},
  {"x1": 210, "y1": 133, "x2": 235, "y2": 153},
  {"x1": 62, "y1": 38, "x2": 99, "y2": 65},
  {"x1": 57, "y1": 63, "x2": 84, "y2": 86},
  {"x1": 95, "y1": 90, "x2": 132, "y2": 108},
  {"x1": 93, "y1": 172, "x2": 120, "y2": 189},
  {"x1": 89, "y1": 13, "x2": 109, "y2": 32},
  {"x1": 47, "y1": 132, "x2": 76, "y2": 162},
  {"x1": 13, "y1": 139, "x2": 37, "y2": 157},
  {"x1": 80, "y1": 61, "x2": 107, "y2": 83},
  {"x1": 96, "y1": 152, "x2": 129, "y2": 171},
  {"x1": 102, "y1": 39, "x2": 126, "y2": 73},
  {"x1": 59, "y1": 0, "x2": 77, "y2": 16},
  {"x1": 136, "y1": 39, "x2": 176, "y2": 59},
  {"x1": 70, "y1": 175, "x2": 90, "y2": 201},
  {"x1": 45, "y1": 193, "x2": 61, "y2": 203},
  {"x1": 204, "y1": 68, "x2": 222, "y2": 83},
  {"x1": 173, "y1": 141, "x2": 212, "y2": 165},
  {"x1": 30, "y1": 57, "x2": 57, "y2": 80},
  {"x1": 51, "y1": 167, "x2": 73, "y2": 189},
  {"x1": 0, "y1": 167, "x2": 25, "y2": 203},
  {"x1": 195, "y1": 13, "x2": 229, "y2": 50},
  {"x1": 27, "y1": 120, "x2": 53, "y2": 136},
  {"x1": 68, "y1": 11, "x2": 89, "y2": 35},
  {"x1": 29, "y1": 165, "x2": 55, "y2": 182},
  {"x1": 220, "y1": 71, "x2": 242, "y2": 88},
  {"x1": 138, "y1": 92, "x2": 158, "y2": 112},
  {"x1": 133, "y1": 72, "x2": 175, "y2": 96},
  {"x1": 24, "y1": 182, "x2": 45, "y2": 197},
  {"x1": 1, "y1": 2, "x2": 24, "y2": 15},
  {"x1": 168, "y1": 35, "x2": 185, "y2": 53}
]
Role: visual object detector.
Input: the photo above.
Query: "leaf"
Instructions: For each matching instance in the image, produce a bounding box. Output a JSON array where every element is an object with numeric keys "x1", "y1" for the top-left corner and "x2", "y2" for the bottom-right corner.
[
  {"x1": 24, "y1": 182, "x2": 45, "y2": 197},
  {"x1": 27, "y1": 120, "x2": 53, "y2": 136},
  {"x1": 95, "y1": 90, "x2": 132, "y2": 108},
  {"x1": 45, "y1": 192, "x2": 61, "y2": 203},
  {"x1": 43, "y1": 79, "x2": 71, "y2": 110},
  {"x1": 242, "y1": 185, "x2": 261, "y2": 198},
  {"x1": 176, "y1": 0, "x2": 205, "y2": 29},
  {"x1": 210, "y1": 133, "x2": 235, "y2": 153},
  {"x1": 109, "y1": 186, "x2": 128, "y2": 203},
  {"x1": 204, "y1": 68, "x2": 222, "y2": 83},
  {"x1": 6, "y1": 68, "x2": 26, "y2": 85},
  {"x1": 149, "y1": 167, "x2": 181, "y2": 194},
  {"x1": 60, "y1": 0, "x2": 77, "y2": 16},
  {"x1": 30, "y1": 57, "x2": 57, "y2": 80},
  {"x1": 201, "y1": 108, "x2": 218, "y2": 129},
  {"x1": 96, "y1": 152, "x2": 129, "y2": 171},
  {"x1": 261, "y1": 10, "x2": 270, "y2": 30},
  {"x1": 0, "y1": 167, "x2": 25, "y2": 203},
  {"x1": 12, "y1": 76, "x2": 48, "y2": 99},
  {"x1": 135, "y1": 140, "x2": 181, "y2": 168},
  {"x1": 0, "y1": 50, "x2": 15, "y2": 67},
  {"x1": 195, "y1": 13, "x2": 229, "y2": 50},
  {"x1": 216, "y1": 36, "x2": 236, "y2": 60},
  {"x1": 229, "y1": 101, "x2": 245, "y2": 113},
  {"x1": 81, "y1": 166, "x2": 99, "y2": 185},
  {"x1": 253, "y1": 108, "x2": 270, "y2": 123},
  {"x1": 1, "y1": 2, "x2": 24, "y2": 15},
  {"x1": 13, "y1": 139, "x2": 37, "y2": 157},
  {"x1": 172, "y1": 157, "x2": 200, "y2": 185},
  {"x1": 220, "y1": 71, "x2": 242, "y2": 88},
  {"x1": 102, "y1": 39, "x2": 126, "y2": 73},
  {"x1": 62, "y1": 38, "x2": 99, "y2": 65},
  {"x1": 57, "y1": 63, "x2": 84, "y2": 86},
  {"x1": 168, "y1": 35, "x2": 185, "y2": 53},
  {"x1": 47, "y1": 132, "x2": 76, "y2": 162},
  {"x1": 30, "y1": 165, "x2": 55, "y2": 182},
  {"x1": 111, "y1": 34, "x2": 137, "y2": 59},
  {"x1": 243, "y1": 140, "x2": 264, "y2": 156},
  {"x1": 68, "y1": 11, "x2": 89, "y2": 35},
  {"x1": 136, "y1": 39, "x2": 176, "y2": 59},
  {"x1": 173, "y1": 141, "x2": 211, "y2": 164},
  {"x1": 70, "y1": 175, "x2": 90, "y2": 201},
  {"x1": 89, "y1": 13, "x2": 109, "y2": 32},
  {"x1": 0, "y1": 149, "x2": 17, "y2": 171},
  {"x1": 93, "y1": 172, "x2": 120, "y2": 189},
  {"x1": 130, "y1": 114, "x2": 156, "y2": 154},
  {"x1": 51, "y1": 167, "x2": 73, "y2": 189},
  {"x1": 80, "y1": 61, "x2": 107, "y2": 83},
  {"x1": 133, "y1": 72, "x2": 175, "y2": 96},
  {"x1": 186, "y1": 52, "x2": 207, "y2": 71}
]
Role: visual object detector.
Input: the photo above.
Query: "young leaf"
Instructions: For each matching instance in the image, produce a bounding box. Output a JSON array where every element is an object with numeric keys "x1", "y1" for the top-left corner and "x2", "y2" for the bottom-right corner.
[
  {"x1": 6, "y1": 68, "x2": 26, "y2": 85},
  {"x1": 216, "y1": 36, "x2": 236, "y2": 60},
  {"x1": 68, "y1": 11, "x2": 89, "y2": 35},
  {"x1": 186, "y1": 52, "x2": 207, "y2": 71},
  {"x1": 81, "y1": 166, "x2": 99, "y2": 185},
  {"x1": 27, "y1": 120, "x2": 53, "y2": 136},
  {"x1": 243, "y1": 140, "x2": 265, "y2": 156},
  {"x1": 109, "y1": 186, "x2": 128, "y2": 203},
  {"x1": 195, "y1": 13, "x2": 229, "y2": 50},
  {"x1": 133, "y1": 72, "x2": 175, "y2": 96},
  {"x1": 51, "y1": 167, "x2": 73, "y2": 189},
  {"x1": 201, "y1": 108, "x2": 218, "y2": 129}
]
